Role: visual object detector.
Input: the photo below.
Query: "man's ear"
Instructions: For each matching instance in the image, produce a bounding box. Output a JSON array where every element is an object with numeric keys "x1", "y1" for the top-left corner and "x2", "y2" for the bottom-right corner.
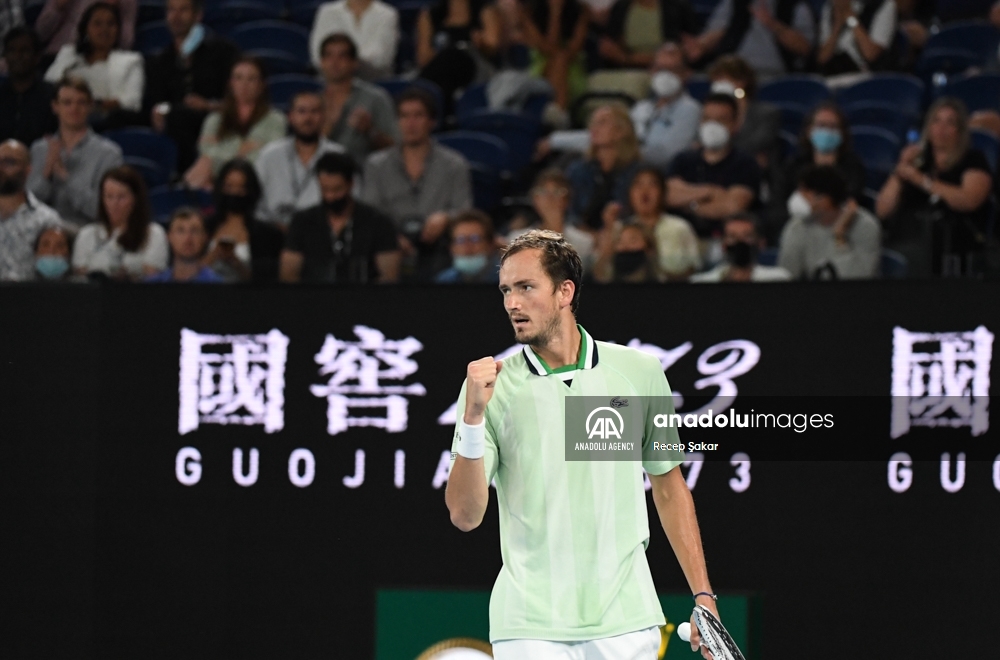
[{"x1": 559, "y1": 279, "x2": 576, "y2": 310}]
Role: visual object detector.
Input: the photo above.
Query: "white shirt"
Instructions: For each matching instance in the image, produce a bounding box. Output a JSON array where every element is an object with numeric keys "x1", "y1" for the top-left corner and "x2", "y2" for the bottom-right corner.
[
  {"x1": 820, "y1": 0, "x2": 897, "y2": 72},
  {"x1": 309, "y1": 0, "x2": 399, "y2": 75},
  {"x1": 255, "y1": 137, "x2": 345, "y2": 226},
  {"x1": 0, "y1": 193, "x2": 61, "y2": 281},
  {"x1": 690, "y1": 263, "x2": 792, "y2": 282},
  {"x1": 44, "y1": 46, "x2": 145, "y2": 111},
  {"x1": 72, "y1": 222, "x2": 168, "y2": 279}
]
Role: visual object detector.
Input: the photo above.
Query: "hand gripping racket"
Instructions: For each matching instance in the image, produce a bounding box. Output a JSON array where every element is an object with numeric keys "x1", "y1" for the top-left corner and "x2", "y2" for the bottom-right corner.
[{"x1": 676, "y1": 604, "x2": 746, "y2": 660}]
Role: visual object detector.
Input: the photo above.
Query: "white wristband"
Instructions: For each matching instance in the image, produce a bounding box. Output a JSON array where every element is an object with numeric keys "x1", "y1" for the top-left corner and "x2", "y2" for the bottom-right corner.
[{"x1": 457, "y1": 419, "x2": 486, "y2": 459}]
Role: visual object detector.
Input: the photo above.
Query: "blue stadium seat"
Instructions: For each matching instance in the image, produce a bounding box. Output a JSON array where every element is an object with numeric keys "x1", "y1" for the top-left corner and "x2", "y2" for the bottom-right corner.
[
  {"x1": 230, "y1": 21, "x2": 311, "y2": 63},
  {"x1": 686, "y1": 75, "x2": 711, "y2": 103},
  {"x1": 246, "y1": 49, "x2": 310, "y2": 75},
  {"x1": 437, "y1": 130, "x2": 510, "y2": 173},
  {"x1": 106, "y1": 129, "x2": 179, "y2": 181},
  {"x1": 288, "y1": 0, "x2": 324, "y2": 27},
  {"x1": 522, "y1": 90, "x2": 552, "y2": 121},
  {"x1": 456, "y1": 83, "x2": 488, "y2": 120},
  {"x1": 757, "y1": 75, "x2": 830, "y2": 110},
  {"x1": 24, "y1": 1, "x2": 44, "y2": 27},
  {"x1": 137, "y1": 0, "x2": 165, "y2": 26},
  {"x1": 504, "y1": 44, "x2": 531, "y2": 70},
  {"x1": 148, "y1": 186, "x2": 215, "y2": 225},
  {"x1": 773, "y1": 102, "x2": 809, "y2": 136},
  {"x1": 916, "y1": 48, "x2": 980, "y2": 79},
  {"x1": 777, "y1": 130, "x2": 798, "y2": 160},
  {"x1": 844, "y1": 102, "x2": 914, "y2": 141},
  {"x1": 941, "y1": 73, "x2": 1000, "y2": 114},
  {"x1": 457, "y1": 110, "x2": 542, "y2": 175},
  {"x1": 924, "y1": 21, "x2": 1000, "y2": 64},
  {"x1": 757, "y1": 247, "x2": 779, "y2": 267},
  {"x1": 203, "y1": 1, "x2": 283, "y2": 34},
  {"x1": 125, "y1": 156, "x2": 169, "y2": 189},
  {"x1": 135, "y1": 21, "x2": 171, "y2": 56},
  {"x1": 268, "y1": 74, "x2": 323, "y2": 110},
  {"x1": 880, "y1": 249, "x2": 909, "y2": 278},
  {"x1": 375, "y1": 78, "x2": 445, "y2": 128},
  {"x1": 395, "y1": 0, "x2": 426, "y2": 37},
  {"x1": 836, "y1": 74, "x2": 925, "y2": 122},
  {"x1": 971, "y1": 129, "x2": 1000, "y2": 173},
  {"x1": 851, "y1": 126, "x2": 901, "y2": 191},
  {"x1": 469, "y1": 163, "x2": 502, "y2": 213}
]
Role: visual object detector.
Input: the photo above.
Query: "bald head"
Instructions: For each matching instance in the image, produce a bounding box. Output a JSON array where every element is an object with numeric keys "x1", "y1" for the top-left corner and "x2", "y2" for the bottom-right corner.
[
  {"x1": 0, "y1": 140, "x2": 29, "y2": 163},
  {"x1": 0, "y1": 140, "x2": 30, "y2": 197}
]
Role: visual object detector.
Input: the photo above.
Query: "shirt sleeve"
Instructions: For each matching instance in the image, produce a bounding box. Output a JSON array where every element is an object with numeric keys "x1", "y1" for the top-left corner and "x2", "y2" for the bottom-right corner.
[
  {"x1": 448, "y1": 379, "x2": 500, "y2": 485},
  {"x1": 141, "y1": 223, "x2": 169, "y2": 270},
  {"x1": 868, "y1": 0, "x2": 897, "y2": 49},
  {"x1": 451, "y1": 158, "x2": 473, "y2": 212},
  {"x1": 791, "y1": 2, "x2": 816, "y2": 45},
  {"x1": 116, "y1": 53, "x2": 145, "y2": 112},
  {"x1": 245, "y1": 112, "x2": 288, "y2": 163},
  {"x1": 71, "y1": 225, "x2": 98, "y2": 270},
  {"x1": 830, "y1": 212, "x2": 881, "y2": 279},
  {"x1": 371, "y1": 90, "x2": 400, "y2": 141},
  {"x1": 359, "y1": 156, "x2": 384, "y2": 208},
  {"x1": 640, "y1": 353, "x2": 683, "y2": 475},
  {"x1": 34, "y1": 0, "x2": 68, "y2": 43},
  {"x1": 309, "y1": 6, "x2": 340, "y2": 67},
  {"x1": 362, "y1": 6, "x2": 399, "y2": 74},
  {"x1": 776, "y1": 218, "x2": 805, "y2": 279},
  {"x1": 44, "y1": 46, "x2": 75, "y2": 83},
  {"x1": 27, "y1": 142, "x2": 53, "y2": 204},
  {"x1": 66, "y1": 144, "x2": 123, "y2": 221},
  {"x1": 704, "y1": 0, "x2": 732, "y2": 33}
]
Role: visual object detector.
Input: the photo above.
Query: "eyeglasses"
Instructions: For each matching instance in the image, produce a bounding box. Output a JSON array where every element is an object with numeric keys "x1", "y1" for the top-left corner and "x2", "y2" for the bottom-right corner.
[
  {"x1": 531, "y1": 187, "x2": 569, "y2": 198},
  {"x1": 453, "y1": 235, "x2": 485, "y2": 245}
]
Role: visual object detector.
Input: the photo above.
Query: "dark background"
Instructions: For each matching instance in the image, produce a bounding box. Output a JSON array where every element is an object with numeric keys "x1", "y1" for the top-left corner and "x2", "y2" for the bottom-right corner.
[{"x1": 2, "y1": 282, "x2": 999, "y2": 659}]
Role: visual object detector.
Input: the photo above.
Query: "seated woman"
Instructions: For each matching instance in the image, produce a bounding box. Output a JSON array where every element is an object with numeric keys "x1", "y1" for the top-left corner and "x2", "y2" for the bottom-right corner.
[
  {"x1": 817, "y1": 0, "x2": 897, "y2": 77},
  {"x1": 506, "y1": 168, "x2": 596, "y2": 269},
  {"x1": 44, "y1": 2, "x2": 144, "y2": 130},
  {"x1": 34, "y1": 226, "x2": 75, "y2": 282},
  {"x1": 203, "y1": 159, "x2": 284, "y2": 283},
  {"x1": 565, "y1": 103, "x2": 643, "y2": 231},
  {"x1": 416, "y1": 0, "x2": 502, "y2": 107},
  {"x1": 519, "y1": 0, "x2": 590, "y2": 110},
  {"x1": 776, "y1": 101, "x2": 866, "y2": 225},
  {"x1": 599, "y1": 220, "x2": 659, "y2": 282},
  {"x1": 598, "y1": 0, "x2": 698, "y2": 69},
  {"x1": 183, "y1": 57, "x2": 287, "y2": 190},
  {"x1": 72, "y1": 165, "x2": 168, "y2": 280},
  {"x1": 595, "y1": 165, "x2": 701, "y2": 282},
  {"x1": 876, "y1": 97, "x2": 993, "y2": 277}
]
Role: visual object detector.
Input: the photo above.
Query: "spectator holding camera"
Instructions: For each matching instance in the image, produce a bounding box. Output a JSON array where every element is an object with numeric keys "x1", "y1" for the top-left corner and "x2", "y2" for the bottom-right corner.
[
  {"x1": 778, "y1": 165, "x2": 880, "y2": 279},
  {"x1": 146, "y1": 207, "x2": 222, "y2": 282}
]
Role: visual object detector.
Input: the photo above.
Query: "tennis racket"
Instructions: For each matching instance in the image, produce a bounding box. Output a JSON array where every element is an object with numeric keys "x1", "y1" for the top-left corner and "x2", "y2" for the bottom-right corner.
[{"x1": 676, "y1": 604, "x2": 746, "y2": 660}]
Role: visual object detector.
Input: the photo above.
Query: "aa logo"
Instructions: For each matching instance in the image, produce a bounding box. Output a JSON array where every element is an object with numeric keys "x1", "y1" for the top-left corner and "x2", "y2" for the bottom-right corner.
[{"x1": 586, "y1": 407, "x2": 624, "y2": 440}]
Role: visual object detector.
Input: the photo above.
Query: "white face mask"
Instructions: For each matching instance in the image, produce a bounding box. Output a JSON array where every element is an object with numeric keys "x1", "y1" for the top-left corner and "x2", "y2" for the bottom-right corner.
[
  {"x1": 699, "y1": 121, "x2": 730, "y2": 150},
  {"x1": 787, "y1": 190, "x2": 812, "y2": 219},
  {"x1": 710, "y1": 80, "x2": 737, "y2": 96},
  {"x1": 651, "y1": 71, "x2": 682, "y2": 99}
]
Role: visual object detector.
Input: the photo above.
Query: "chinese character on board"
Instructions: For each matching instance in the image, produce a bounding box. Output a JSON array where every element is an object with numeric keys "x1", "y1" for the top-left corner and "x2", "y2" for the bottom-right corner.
[
  {"x1": 891, "y1": 326, "x2": 993, "y2": 438},
  {"x1": 178, "y1": 329, "x2": 289, "y2": 435},
  {"x1": 310, "y1": 325, "x2": 427, "y2": 435}
]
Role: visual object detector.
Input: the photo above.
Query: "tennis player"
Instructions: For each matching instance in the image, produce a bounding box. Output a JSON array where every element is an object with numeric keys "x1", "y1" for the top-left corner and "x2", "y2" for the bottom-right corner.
[{"x1": 445, "y1": 230, "x2": 720, "y2": 659}]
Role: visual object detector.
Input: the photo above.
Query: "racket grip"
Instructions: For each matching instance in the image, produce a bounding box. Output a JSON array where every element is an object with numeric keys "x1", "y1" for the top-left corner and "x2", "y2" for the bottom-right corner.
[{"x1": 678, "y1": 621, "x2": 692, "y2": 642}]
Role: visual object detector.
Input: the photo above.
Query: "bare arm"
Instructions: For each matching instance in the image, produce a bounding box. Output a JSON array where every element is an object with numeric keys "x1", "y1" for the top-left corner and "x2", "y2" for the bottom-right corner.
[
  {"x1": 875, "y1": 173, "x2": 903, "y2": 219},
  {"x1": 278, "y1": 249, "x2": 304, "y2": 282},
  {"x1": 929, "y1": 170, "x2": 992, "y2": 213},
  {"x1": 473, "y1": 5, "x2": 503, "y2": 57},
  {"x1": 445, "y1": 454, "x2": 489, "y2": 531},
  {"x1": 519, "y1": 4, "x2": 556, "y2": 56},
  {"x1": 566, "y1": 5, "x2": 590, "y2": 58},
  {"x1": 666, "y1": 177, "x2": 716, "y2": 208},
  {"x1": 850, "y1": 22, "x2": 886, "y2": 64},
  {"x1": 693, "y1": 185, "x2": 755, "y2": 219},
  {"x1": 374, "y1": 250, "x2": 402, "y2": 283},
  {"x1": 416, "y1": 9, "x2": 436, "y2": 68}
]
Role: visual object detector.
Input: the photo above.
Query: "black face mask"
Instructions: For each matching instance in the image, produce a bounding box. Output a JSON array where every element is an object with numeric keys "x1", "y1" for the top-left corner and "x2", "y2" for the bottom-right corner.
[
  {"x1": 219, "y1": 193, "x2": 252, "y2": 215},
  {"x1": 726, "y1": 241, "x2": 755, "y2": 268},
  {"x1": 0, "y1": 175, "x2": 24, "y2": 196},
  {"x1": 614, "y1": 250, "x2": 647, "y2": 276},
  {"x1": 324, "y1": 195, "x2": 350, "y2": 215},
  {"x1": 291, "y1": 128, "x2": 320, "y2": 144}
]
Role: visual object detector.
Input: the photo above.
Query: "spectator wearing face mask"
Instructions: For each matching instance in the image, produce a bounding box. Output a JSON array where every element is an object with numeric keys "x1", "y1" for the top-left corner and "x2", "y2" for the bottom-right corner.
[
  {"x1": 705, "y1": 55, "x2": 780, "y2": 170},
  {"x1": 691, "y1": 213, "x2": 791, "y2": 281},
  {"x1": 203, "y1": 159, "x2": 284, "y2": 283},
  {"x1": 666, "y1": 93, "x2": 761, "y2": 242},
  {"x1": 146, "y1": 207, "x2": 222, "y2": 282},
  {"x1": 33, "y1": 225, "x2": 75, "y2": 281},
  {"x1": 776, "y1": 101, "x2": 866, "y2": 228},
  {"x1": 435, "y1": 210, "x2": 501, "y2": 283},
  {"x1": 778, "y1": 165, "x2": 880, "y2": 279},
  {"x1": 0, "y1": 139, "x2": 62, "y2": 282},
  {"x1": 607, "y1": 221, "x2": 658, "y2": 283}
]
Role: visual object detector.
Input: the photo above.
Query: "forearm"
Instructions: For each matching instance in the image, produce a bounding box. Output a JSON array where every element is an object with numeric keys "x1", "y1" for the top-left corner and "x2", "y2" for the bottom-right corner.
[
  {"x1": 817, "y1": 29, "x2": 842, "y2": 63},
  {"x1": 698, "y1": 29, "x2": 725, "y2": 54},
  {"x1": 652, "y1": 471, "x2": 712, "y2": 595},
  {"x1": 875, "y1": 175, "x2": 902, "y2": 219},
  {"x1": 930, "y1": 180, "x2": 986, "y2": 213},
  {"x1": 773, "y1": 23, "x2": 811, "y2": 55},
  {"x1": 853, "y1": 26, "x2": 884, "y2": 63},
  {"x1": 667, "y1": 181, "x2": 713, "y2": 208},
  {"x1": 695, "y1": 191, "x2": 749, "y2": 219},
  {"x1": 445, "y1": 457, "x2": 489, "y2": 531}
]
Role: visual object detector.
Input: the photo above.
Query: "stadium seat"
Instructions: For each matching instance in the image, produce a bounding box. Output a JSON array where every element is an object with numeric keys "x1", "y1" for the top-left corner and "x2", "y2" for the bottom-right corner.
[
  {"x1": 757, "y1": 247, "x2": 779, "y2": 267},
  {"x1": 836, "y1": 74, "x2": 925, "y2": 123},
  {"x1": 686, "y1": 75, "x2": 711, "y2": 103},
  {"x1": 851, "y1": 126, "x2": 901, "y2": 191},
  {"x1": 375, "y1": 78, "x2": 445, "y2": 128},
  {"x1": 924, "y1": 21, "x2": 1000, "y2": 64},
  {"x1": 105, "y1": 129, "x2": 179, "y2": 181},
  {"x1": 504, "y1": 44, "x2": 531, "y2": 70},
  {"x1": 288, "y1": 0, "x2": 324, "y2": 27},
  {"x1": 203, "y1": 1, "x2": 283, "y2": 34},
  {"x1": 137, "y1": 0, "x2": 164, "y2": 26},
  {"x1": 135, "y1": 21, "x2": 171, "y2": 56},
  {"x1": 268, "y1": 75, "x2": 323, "y2": 111},
  {"x1": 971, "y1": 129, "x2": 1000, "y2": 173},
  {"x1": 587, "y1": 70, "x2": 651, "y2": 102},
  {"x1": 437, "y1": 131, "x2": 510, "y2": 174},
  {"x1": 395, "y1": 0, "x2": 426, "y2": 37},
  {"x1": 757, "y1": 75, "x2": 830, "y2": 110},
  {"x1": 148, "y1": 186, "x2": 215, "y2": 225},
  {"x1": 230, "y1": 21, "x2": 311, "y2": 63},
  {"x1": 457, "y1": 110, "x2": 542, "y2": 175},
  {"x1": 469, "y1": 163, "x2": 502, "y2": 213},
  {"x1": 246, "y1": 49, "x2": 311, "y2": 75},
  {"x1": 125, "y1": 156, "x2": 169, "y2": 189},
  {"x1": 844, "y1": 102, "x2": 914, "y2": 141},
  {"x1": 777, "y1": 130, "x2": 798, "y2": 160},
  {"x1": 941, "y1": 73, "x2": 1000, "y2": 114},
  {"x1": 880, "y1": 249, "x2": 909, "y2": 278},
  {"x1": 24, "y1": 1, "x2": 44, "y2": 26},
  {"x1": 773, "y1": 102, "x2": 809, "y2": 136},
  {"x1": 915, "y1": 48, "x2": 980, "y2": 79},
  {"x1": 456, "y1": 83, "x2": 488, "y2": 120}
]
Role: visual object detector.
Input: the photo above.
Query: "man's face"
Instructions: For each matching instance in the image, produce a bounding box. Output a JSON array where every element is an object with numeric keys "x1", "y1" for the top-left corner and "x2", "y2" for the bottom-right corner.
[
  {"x1": 169, "y1": 216, "x2": 208, "y2": 261},
  {"x1": 451, "y1": 221, "x2": 490, "y2": 258},
  {"x1": 531, "y1": 180, "x2": 569, "y2": 217},
  {"x1": 723, "y1": 219, "x2": 756, "y2": 246},
  {"x1": 3, "y1": 34, "x2": 39, "y2": 79},
  {"x1": 320, "y1": 42, "x2": 356, "y2": 84},
  {"x1": 289, "y1": 95, "x2": 323, "y2": 139},
  {"x1": 36, "y1": 228, "x2": 70, "y2": 259},
  {"x1": 0, "y1": 141, "x2": 29, "y2": 196},
  {"x1": 499, "y1": 248, "x2": 567, "y2": 347},
  {"x1": 801, "y1": 188, "x2": 834, "y2": 216},
  {"x1": 165, "y1": 0, "x2": 200, "y2": 41},
  {"x1": 701, "y1": 101, "x2": 736, "y2": 136},
  {"x1": 398, "y1": 100, "x2": 433, "y2": 146},
  {"x1": 652, "y1": 43, "x2": 683, "y2": 75},
  {"x1": 318, "y1": 171, "x2": 350, "y2": 204},
  {"x1": 53, "y1": 87, "x2": 92, "y2": 131}
]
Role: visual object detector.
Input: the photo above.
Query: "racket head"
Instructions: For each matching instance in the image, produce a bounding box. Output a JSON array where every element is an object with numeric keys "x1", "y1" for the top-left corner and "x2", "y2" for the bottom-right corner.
[{"x1": 692, "y1": 604, "x2": 747, "y2": 660}]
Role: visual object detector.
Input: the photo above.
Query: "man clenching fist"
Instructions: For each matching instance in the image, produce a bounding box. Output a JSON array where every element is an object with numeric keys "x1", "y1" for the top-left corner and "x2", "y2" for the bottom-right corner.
[{"x1": 463, "y1": 357, "x2": 503, "y2": 425}]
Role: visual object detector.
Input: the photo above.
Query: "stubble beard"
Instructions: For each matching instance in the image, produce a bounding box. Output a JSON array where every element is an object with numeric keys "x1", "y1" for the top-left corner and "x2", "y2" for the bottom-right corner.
[{"x1": 517, "y1": 312, "x2": 562, "y2": 351}]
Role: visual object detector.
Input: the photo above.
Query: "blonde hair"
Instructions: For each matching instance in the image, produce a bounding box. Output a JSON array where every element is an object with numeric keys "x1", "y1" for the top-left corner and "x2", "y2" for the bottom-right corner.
[
  {"x1": 921, "y1": 97, "x2": 971, "y2": 172},
  {"x1": 587, "y1": 103, "x2": 639, "y2": 167}
]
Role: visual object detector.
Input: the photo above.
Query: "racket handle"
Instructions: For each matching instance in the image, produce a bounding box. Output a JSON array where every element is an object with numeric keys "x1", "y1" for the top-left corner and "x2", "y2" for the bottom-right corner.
[{"x1": 678, "y1": 621, "x2": 692, "y2": 642}]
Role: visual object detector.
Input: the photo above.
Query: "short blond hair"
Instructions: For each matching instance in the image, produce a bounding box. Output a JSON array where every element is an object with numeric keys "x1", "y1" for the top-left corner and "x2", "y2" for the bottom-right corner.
[{"x1": 587, "y1": 103, "x2": 639, "y2": 166}]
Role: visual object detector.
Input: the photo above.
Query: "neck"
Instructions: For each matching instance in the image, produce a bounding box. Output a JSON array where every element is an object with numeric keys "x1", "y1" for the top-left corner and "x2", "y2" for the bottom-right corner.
[
  {"x1": 0, "y1": 191, "x2": 27, "y2": 218},
  {"x1": 403, "y1": 140, "x2": 431, "y2": 158},
  {"x1": 594, "y1": 146, "x2": 618, "y2": 171},
  {"x1": 537, "y1": 210, "x2": 565, "y2": 231},
  {"x1": 295, "y1": 138, "x2": 320, "y2": 161},
  {"x1": 60, "y1": 126, "x2": 88, "y2": 148},
  {"x1": 932, "y1": 145, "x2": 954, "y2": 166},
  {"x1": 172, "y1": 258, "x2": 201, "y2": 281},
  {"x1": 532, "y1": 319, "x2": 581, "y2": 370},
  {"x1": 703, "y1": 146, "x2": 729, "y2": 164},
  {"x1": 89, "y1": 48, "x2": 111, "y2": 62},
  {"x1": 325, "y1": 78, "x2": 352, "y2": 94},
  {"x1": 726, "y1": 265, "x2": 752, "y2": 281},
  {"x1": 814, "y1": 151, "x2": 837, "y2": 166},
  {"x1": 348, "y1": 0, "x2": 372, "y2": 9},
  {"x1": 636, "y1": 211, "x2": 659, "y2": 227}
]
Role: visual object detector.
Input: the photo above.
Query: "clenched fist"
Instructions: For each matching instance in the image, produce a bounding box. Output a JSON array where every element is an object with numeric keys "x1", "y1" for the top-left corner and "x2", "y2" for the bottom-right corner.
[{"x1": 464, "y1": 357, "x2": 503, "y2": 424}]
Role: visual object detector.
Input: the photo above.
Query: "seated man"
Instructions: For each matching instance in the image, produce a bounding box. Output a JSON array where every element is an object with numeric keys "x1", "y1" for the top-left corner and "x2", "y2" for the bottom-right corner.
[
  {"x1": 318, "y1": 34, "x2": 398, "y2": 169},
  {"x1": 27, "y1": 77, "x2": 123, "y2": 228},
  {"x1": 256, "y1": 91, "x2": 346, "y2": 229},
  {"x1": 435, "y1": 210, "x2": 501, "y2": 283},
  {"x1": 666, "y1": 92, "x2": 760, "y2": 239},
  {"x1": 0, "y1": 28, "x2": 58, "y2": 148},
  {"x1": 34, "y1": 226, "x2": 76, "y2": 281},
  {"x1": 361, "y1": 87, "x2": 471, "y2": 279},
  {"x1": 691, "y1": 213, "x2": 790, "y2": 282},
  {"x1": 778, "y1": 165, "x2": 881, "y2": 280},
  {"x1": 281, "y1": 152, "x2": 401, "y2": 283},
  {"x1": 0, "y1": 139, "x2": 62, "y2": 281},
  {"x1": 146, "y1": 207, "x2": 222, "y2": 282},
  {"x1": 309, "y1": 0, "x2": 399, "y2": 79}
]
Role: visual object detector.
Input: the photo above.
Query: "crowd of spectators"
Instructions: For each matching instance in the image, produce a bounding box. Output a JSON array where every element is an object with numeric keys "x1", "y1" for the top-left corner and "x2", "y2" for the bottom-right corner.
[{"x1": 1, "y1": 0, "x2": 1000, "y2": 285}]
